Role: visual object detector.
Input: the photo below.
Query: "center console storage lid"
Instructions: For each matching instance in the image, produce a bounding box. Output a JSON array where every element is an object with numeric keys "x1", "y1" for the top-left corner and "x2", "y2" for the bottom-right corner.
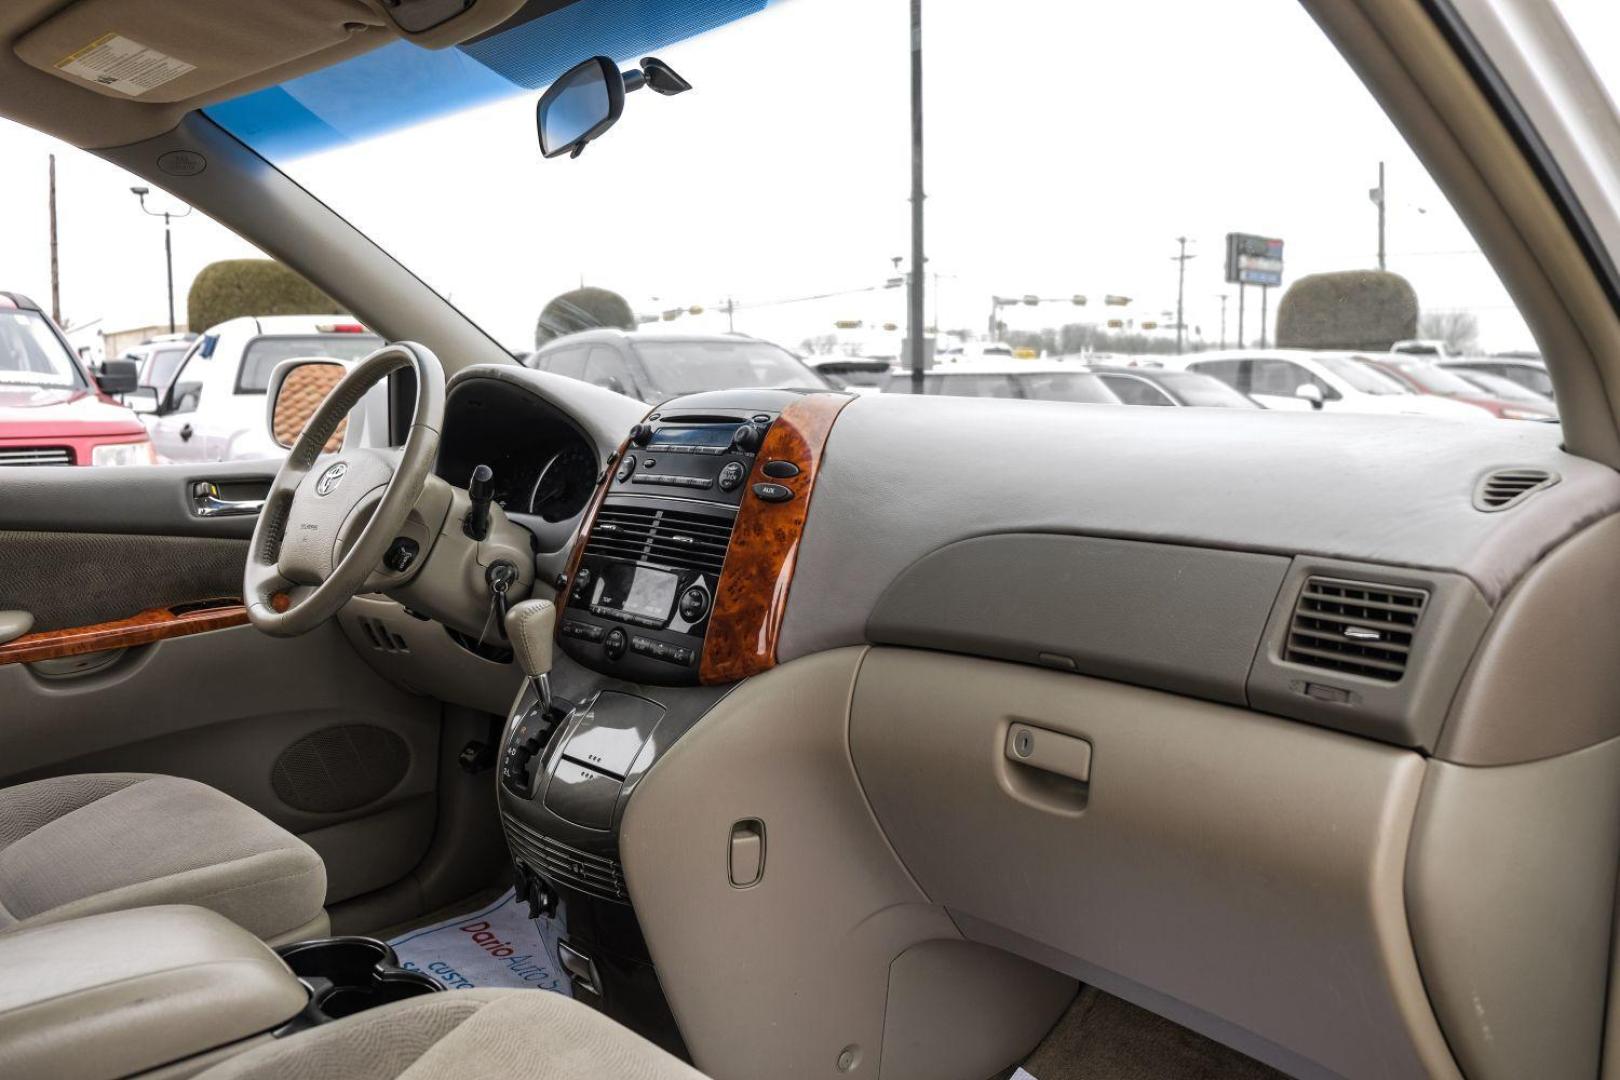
[{"x1": 0, "y1": 904, "x2": 307, "y2": 1080}]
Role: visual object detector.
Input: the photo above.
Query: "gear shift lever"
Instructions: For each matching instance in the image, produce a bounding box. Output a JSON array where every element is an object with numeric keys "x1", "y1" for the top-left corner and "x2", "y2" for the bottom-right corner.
[{"x1": 505, "y1": 599, "x2": 556, "y2": 716}]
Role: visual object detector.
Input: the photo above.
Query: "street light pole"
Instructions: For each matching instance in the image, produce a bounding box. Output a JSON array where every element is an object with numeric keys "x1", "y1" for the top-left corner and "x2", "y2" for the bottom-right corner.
[
  {"x1": 130, "y1": 186, "x2": 192, "y2": 335},
  {"x1": 907, "y1": 0, "x2": 926, "y2": 394},
  {"x1": 1371, "y1": 161, "x2": 1386, "y2": 272},
  {"x1": 1216, "y1": 293, "x2": 1228, "y2": 350},
  {"x1": 1171, "y1": 236, "x2": 1195, "y2": 355}
]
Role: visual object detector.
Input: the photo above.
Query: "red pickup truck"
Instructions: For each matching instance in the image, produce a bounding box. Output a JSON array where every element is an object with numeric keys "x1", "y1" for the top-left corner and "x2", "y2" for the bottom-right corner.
[{"x1": 0, "y1": 292, "x2": 152, "y2": 467}]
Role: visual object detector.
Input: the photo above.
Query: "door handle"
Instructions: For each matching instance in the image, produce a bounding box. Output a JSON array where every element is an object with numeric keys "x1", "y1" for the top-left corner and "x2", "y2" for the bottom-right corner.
[
  {"x1": 180, "y1": 423, "x2": 194, "y2": 441},
  {"x1": 192, "y1": 481, "x2": 265, "y2": 518}
]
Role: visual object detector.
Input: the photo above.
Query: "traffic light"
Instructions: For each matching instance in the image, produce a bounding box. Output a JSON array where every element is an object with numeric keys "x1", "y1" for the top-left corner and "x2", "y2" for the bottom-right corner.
[
  {"x1": 1072, "y1": 295, "x2": 1087, "y2": 306},
  {"x1": 687, "y1": 305, "x2": 704, "y2": 316},
  {"x1": 1106, "y1": 318, "x2": 1125, "y2": 329},
  {"x1": 834, "y1": 319, "x2": 863, "y2": 330},
  {"x1": 1104, "y1": 295, "x2": 1131, "y2": 307},
  {"x1": 1141, "y1": 320, "x2": 1158, "y2": 330}
]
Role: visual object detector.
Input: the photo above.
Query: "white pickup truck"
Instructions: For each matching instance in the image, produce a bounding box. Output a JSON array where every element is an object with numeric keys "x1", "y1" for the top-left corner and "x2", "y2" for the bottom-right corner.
[{"x1": 143, "y1": 315, "x2": 381, "y2": 463}]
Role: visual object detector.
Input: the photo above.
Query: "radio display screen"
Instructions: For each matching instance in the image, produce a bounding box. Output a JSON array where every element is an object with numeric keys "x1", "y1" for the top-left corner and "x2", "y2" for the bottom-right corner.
[
  {"x1": 593, "y1": 563, "x2": 679, "y2": 622},
  {"x1": 648, "y1": 425, "x2": 734, "y2": 449}
]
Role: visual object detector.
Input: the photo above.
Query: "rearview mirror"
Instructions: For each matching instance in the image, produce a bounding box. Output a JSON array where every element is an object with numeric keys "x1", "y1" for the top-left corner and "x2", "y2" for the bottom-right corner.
[
  {"x1": 94, "y1": 358, "x2": 139, "y2": 395},
  {"x1": 537, "y1": 55, "x2": 691, "y2": 159},
  {"x1": 266, "y1": 359, "x2": 350, "y2": 451},
  {"x1": 538, "y1": 57, "x2": 624, "y2": 159},
  {"x1": 1294, "y1": 383, "x2": 1325, "y2": 410}
]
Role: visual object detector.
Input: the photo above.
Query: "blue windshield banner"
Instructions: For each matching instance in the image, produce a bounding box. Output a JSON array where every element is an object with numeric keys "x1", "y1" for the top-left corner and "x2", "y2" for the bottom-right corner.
[{"x1": 206, "y1": 0, "x2": 766, "y2": 160}]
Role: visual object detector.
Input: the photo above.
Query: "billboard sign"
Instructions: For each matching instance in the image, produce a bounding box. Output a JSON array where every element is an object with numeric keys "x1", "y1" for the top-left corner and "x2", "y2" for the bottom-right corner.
[{"x1": 1225, "y1": 233, "x2": 1284, "y2": 287}]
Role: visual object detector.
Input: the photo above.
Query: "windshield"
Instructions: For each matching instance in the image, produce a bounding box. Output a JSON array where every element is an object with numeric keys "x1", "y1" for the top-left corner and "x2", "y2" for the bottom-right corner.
[
  {"x1": 143, "y1": 345, "x2": 190, "y2": 389},
  {"x1": 237, "y1": 334, "x2": 384, "y2": 393},
  {"x1": 1153, "y1": 371, "x2": 1260, "y2": 408},
  {"x1": 202, "y1": 0, "x2": 1544, "y2": 428},
  {"x1": 1012, "y1": 372, "x2": 1119, "y2": 404},
  {"x1": 632, "y1": 340, "x2": 826, "y2": 398},
  {"x1": 1382, "y1": 361, "x2": 1482, "y2": 396},
  {"x1": 1317, "y1": 356, "x2": 1408, "y2": 395},
  {"x1": 0, "y1": 310, "x2": 85, "y2": 389},
  {"x1": 1458, "y1": 369, "x2": 1555, "y2": 404}
]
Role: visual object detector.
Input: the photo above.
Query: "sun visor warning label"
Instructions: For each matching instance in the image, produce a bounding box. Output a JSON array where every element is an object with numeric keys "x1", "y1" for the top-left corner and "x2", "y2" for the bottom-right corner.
[{"x1": 55, "y1": 34, "x2": 195, "y2": 97}]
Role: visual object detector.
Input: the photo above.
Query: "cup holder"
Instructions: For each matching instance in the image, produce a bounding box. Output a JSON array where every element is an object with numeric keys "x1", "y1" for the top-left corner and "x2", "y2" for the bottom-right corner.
[{"x1": 275, "y1": 936, "x2": 443, "y2": 1030}]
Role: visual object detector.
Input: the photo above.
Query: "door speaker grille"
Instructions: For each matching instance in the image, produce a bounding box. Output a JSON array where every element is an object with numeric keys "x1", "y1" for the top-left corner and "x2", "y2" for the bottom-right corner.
[{"x1": 271, "y1": 724, "x2": 410, "y2": 813}]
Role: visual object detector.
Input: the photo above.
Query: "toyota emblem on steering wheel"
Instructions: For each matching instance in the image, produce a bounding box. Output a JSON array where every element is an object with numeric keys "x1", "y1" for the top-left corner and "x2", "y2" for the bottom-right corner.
[{"x1": 315, "y1": 462, "x2": 349, "y2": 496}]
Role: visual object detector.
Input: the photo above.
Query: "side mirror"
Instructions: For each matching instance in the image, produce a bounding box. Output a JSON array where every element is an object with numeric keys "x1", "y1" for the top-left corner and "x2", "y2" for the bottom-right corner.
[
  {"x1": 266, "y1": 358, "x2": 350, "y2": 451},
  {"x1": 94, "y1": 358, "x2": 139, "y2": 395},
  {"x1": 537, "y1": 57, "x2": 624, "y2": 159},
  {"x1": 1294, "y1": 383, "x2": 1325, "y2": 410}
]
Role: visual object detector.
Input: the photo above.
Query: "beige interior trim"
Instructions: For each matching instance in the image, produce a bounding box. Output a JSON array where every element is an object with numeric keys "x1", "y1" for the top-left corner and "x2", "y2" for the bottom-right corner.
[
  {"x1": 0, "y1": 905, "x2": 305, "y2": 1080},
  {"x1": 1440, "y1": 511, "x2": 1620, "y2": 763},
  {"x1": 847, "y1": 648, "x2": 1460, "y2": 1080},
  {"x1": 1301, "y1": 0, "x2": 1620, "y2": 467},
  {"x1": 621, "y1": 647, "x2": 1073, "y2": 1080}
]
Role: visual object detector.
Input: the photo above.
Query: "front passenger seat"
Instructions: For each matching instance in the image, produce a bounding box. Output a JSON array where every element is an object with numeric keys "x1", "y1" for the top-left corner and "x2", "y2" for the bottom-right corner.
[
  {"x1": 194, "y1": 988, "x2": 706, "y2": 1080},
  {"x1": 0, "y1": 773, "x2": 327, "y2": 944}
]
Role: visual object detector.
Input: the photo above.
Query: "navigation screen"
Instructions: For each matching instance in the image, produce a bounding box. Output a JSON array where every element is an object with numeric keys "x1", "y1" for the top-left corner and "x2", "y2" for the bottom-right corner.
[
  {"x1": 648, "y1": 425, "x2": 734, "y2": 449},
  {"x1": 593, "y1": 563, "x2": 679, "y2": 622}
]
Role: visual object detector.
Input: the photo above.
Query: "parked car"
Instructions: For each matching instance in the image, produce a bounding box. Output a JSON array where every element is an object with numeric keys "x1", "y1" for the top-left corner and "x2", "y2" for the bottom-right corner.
[
  {"x1": 1087, "y1": 365, "x2": 1261, "y2": 408},
  {"x1": 0, "y1": 291, "x2": 152, "y2": 466},
  {"x1": 143, "y1": 315, "x2": 382, "y2": 463},
  {"x1": 1440, "y1": 355, "x2": 1555, "y2": 399},
  {"x1": 527, "y1": 329, "x2": 830, "y2": 403},
  {"x1": 120, "y1": 334, "x2": 196, "y2": 398},
  {"x1": 1450, "y1": 368, "x2": 1560, "y2": 414},
  {"x1": 1357, "y1": 354, "x2": 1555, "y2": 421},
  {"x1": 806, "y1": 356, "x2": 892, "y2": 393},
  {"x1": 884, "y1": 362, "x2": 1121, "y2": 403},
  {"x1": 1167, "y1": 349, "x2": 1491, "y2": 418},
  {"x1": 1389, "y1": 338, "x2": 1455, "y2": 360}
]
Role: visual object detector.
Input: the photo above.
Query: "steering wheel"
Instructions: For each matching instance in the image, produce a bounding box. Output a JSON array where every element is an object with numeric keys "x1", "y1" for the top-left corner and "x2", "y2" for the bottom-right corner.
[{"x1": 245, "y1": 342, "x2": 446, "y2": 637}]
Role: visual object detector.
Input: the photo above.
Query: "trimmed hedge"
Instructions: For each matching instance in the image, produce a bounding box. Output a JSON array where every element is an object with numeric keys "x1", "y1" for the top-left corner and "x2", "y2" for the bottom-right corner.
[
  {"x1": 1275, "y1": 270, "x2": 1418, "y2": 351},
  {"x1": 535, "y1": 287, "x2": 635, "y2": 347},
  {"x1": 187, "y1": 259, "x2": 344, "y2": 333}
]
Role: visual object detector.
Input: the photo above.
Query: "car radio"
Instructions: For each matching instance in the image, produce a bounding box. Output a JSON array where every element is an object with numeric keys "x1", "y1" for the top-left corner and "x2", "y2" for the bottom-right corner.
[{"x1": 557, "y1": 408, "x2": 774, "y2": 685}]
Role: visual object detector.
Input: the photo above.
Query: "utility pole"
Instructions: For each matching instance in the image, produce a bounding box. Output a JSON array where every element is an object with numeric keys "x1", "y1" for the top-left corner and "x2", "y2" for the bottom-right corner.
[
  {"x1": 1371, "y1": 160, "x2": 1386, "y2": 271},
  {"x1": 1171, "y1": 236, "x2": 1195, "y2": 355},
  {"x1": 48, "y1": 155, "x2": 60, "y2": 326},
  {"x1": 1216, "y1": 293, "x2": 1228, "y2": 350},
  {"x1": 724, "y1": 297, "x2": 735, "y2": 333},
  {"x1": 907, "y1": 0, "x2": 926, "y2": 394},
  {"x1": 1237, "y1": 285, "x2": 1246, "y2": 349}
]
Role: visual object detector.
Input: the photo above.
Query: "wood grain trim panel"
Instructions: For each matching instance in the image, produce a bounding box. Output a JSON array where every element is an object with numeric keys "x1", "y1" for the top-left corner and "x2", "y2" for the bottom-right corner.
[
  {"x1": 700, "y1": 393, "x2": 852, "y2": 684},
  {"x1": 0, "y1": 600, "x2": 247, "y2": 666}
]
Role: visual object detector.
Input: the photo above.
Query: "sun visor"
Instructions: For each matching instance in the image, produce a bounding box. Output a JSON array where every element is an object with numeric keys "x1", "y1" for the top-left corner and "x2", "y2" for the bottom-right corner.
[{"x1": 14, "y1": 0, "x2": 388, "y2": 103}]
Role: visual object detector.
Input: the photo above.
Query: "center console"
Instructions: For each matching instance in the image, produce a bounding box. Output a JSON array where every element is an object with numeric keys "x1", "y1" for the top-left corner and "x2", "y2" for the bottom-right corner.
[{"x1": 496, "y1": 389, "x2": 849, "y2": 1056}]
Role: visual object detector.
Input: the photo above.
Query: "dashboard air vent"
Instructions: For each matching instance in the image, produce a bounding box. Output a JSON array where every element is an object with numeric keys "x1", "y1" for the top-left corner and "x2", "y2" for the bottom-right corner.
[
  {"x1": 1473, "y1": 468, "x2": 1558, "y2": 511},
  {"x1": 586, "y1": 504, "x2": 734, "y2": 575},
  {"x1": 1284, "y1": 577, "x2": 1428, "y2": 683}
]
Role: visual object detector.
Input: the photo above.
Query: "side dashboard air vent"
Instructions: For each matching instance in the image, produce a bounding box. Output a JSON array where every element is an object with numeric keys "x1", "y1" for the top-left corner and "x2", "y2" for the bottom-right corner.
[
  {"x1": 586, "y1": 505, "x2": 735, "y2": 575},
  {"x1": 1473, "y1": 467, "x2": 1558, "y2": 511},
  {"x1": 1284, "y1": 577, "x2": 1428, "y2": 683}
]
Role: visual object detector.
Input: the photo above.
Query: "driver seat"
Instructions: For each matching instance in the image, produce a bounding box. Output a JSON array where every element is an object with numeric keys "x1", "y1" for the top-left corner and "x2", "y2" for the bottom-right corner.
[{"x1": 0, "y1": 773, "x2": 327, "y2": 945}]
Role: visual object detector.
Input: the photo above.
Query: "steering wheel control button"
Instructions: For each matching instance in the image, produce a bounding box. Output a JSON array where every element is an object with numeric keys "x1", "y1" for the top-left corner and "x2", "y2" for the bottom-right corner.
[
  {"x1": 679, "y1": 587, "x2": 709, "y2": 622},
  {"x1": 752, "y1": 482, "x2": 793, "y2": 503},
  {"x1": 604, "y1": 628, "x2": 627, "y2": 660},
  {"x1": 761, "y1": 459, "x2": 800, "y2": 479},
  {"x1": 383, "y1": 536, "x2": 420, "y2": 573},
  {"x1": 718, "y1": 462, "x2": 746, "y2": 491}
]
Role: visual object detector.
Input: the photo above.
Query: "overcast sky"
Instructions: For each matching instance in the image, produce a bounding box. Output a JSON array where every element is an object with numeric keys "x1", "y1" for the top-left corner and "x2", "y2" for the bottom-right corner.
[{"x1": 2, "y1": 0, "x2": 1618, "y2": 356}]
